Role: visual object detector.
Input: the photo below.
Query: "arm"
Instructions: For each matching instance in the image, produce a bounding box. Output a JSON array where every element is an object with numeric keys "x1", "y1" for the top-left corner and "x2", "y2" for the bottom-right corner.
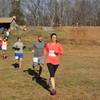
[
  {"x1": 12, "y1": 43, "x2": 20, "y2": 50},
  {"x1": 29, "y1": 43, "x2": 34, "y2": 51},
  {"x1": 7, "y1": 41, "x2": 8, "y2": 46},
  {"x1": 32, "y1": 49, "x2": 34, "y2": 53},
  {"x1": 29, "y1": 43, "x2": 35, "y2": 53},
  {"x1": 23, "y1": 46, "x2": 26, "y2": 49},
  {"x1": 43, "y1": 44, "x2": 48, "y2": 56},
  {"x1": 22, "y1": 43, "x2": 26, "y2": 49},
  {"x1": 55, "y1": 44, "x2": 64, "y2": 55},
  {"x1": 12, "y1": 47, "x2": 20, "y2": 50}
]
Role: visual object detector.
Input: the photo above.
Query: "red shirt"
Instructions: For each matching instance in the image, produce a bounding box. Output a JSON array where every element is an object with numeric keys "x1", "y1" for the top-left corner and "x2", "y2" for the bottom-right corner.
[
  {"x1": 44, "y1": 42, "x2": 64, "y2": 65},
  {"x1": 0, "y1": 39, "x2": 2, "y2": 46}
]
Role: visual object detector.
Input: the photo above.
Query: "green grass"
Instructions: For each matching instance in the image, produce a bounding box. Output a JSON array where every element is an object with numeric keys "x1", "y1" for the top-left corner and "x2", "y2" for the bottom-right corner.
[{"x1": 0, "y1": 27, "x2": 100, "y2": 100}]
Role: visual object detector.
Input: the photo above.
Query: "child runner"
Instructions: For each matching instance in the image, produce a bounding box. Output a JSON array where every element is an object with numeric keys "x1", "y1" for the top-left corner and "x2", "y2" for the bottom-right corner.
[
  {"x1": 44, "y1": 33, "x2": 64, "y2": 95},
  {"x1": 13, "y1": 37, "x2": 25, "y2": 68},
  {"x1": 1, "y1": 37, "x2": 8, "y2": 59},
  {"x1": 30, "y1": 35, "x2": 46, "y2": 77},
  {"x1": 6, "y1": 29, "x2": 11, "y2": 39}
]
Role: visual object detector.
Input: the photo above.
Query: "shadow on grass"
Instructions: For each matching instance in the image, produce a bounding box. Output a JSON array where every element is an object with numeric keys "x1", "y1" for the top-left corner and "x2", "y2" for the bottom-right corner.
[
  {"x1": 23, "y1": 68, "x2": 50, "y2": 92},
  {"x1": 12, "y1": 63, "x2": 19, "y2": 69}
]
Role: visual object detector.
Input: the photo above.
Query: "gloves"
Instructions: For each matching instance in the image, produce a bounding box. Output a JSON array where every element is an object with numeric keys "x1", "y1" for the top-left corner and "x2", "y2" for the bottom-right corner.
[
  {"x1": 23, "y1": 46, "x2": 26, "y2": 49},
  {"x1": 12, "y1": 47, "x2": 20, "y2": 50}
]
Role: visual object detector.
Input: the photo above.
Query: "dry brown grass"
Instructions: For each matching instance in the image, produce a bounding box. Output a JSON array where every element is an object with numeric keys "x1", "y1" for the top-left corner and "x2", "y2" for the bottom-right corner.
[
  {"x1": 57, "y1": 26, "x2": 100, "y2": 46},
  {"x1": 0, "y1": 26, "x2": 100, "y2": 100}
]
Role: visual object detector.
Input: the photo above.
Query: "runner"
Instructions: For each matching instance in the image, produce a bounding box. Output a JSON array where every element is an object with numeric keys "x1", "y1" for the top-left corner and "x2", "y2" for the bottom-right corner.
[
  {"x1": 13, "y1": 37, "x2": 26, "y2": 68},
  {"x1": 0, "y1": 37, "x2": 2, "y2": 50},
  {"x1": 1, "y1": 37, "x2": 8, "y2": 59},
  {"x1": 44, "y1": 33, "x2": 64, "y2": 95},
  {"x1": 6, "y1": 29, "x2": 11, "y2": 39},
  {"x1": 29, "y1": 35, "x2": 46, "y2": 77}
]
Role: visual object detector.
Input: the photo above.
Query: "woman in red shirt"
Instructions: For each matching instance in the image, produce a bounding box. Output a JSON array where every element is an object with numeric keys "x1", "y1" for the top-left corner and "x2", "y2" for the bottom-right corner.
[{"x1": 44, "y1": 33, "x2": 64, "y2": 95}]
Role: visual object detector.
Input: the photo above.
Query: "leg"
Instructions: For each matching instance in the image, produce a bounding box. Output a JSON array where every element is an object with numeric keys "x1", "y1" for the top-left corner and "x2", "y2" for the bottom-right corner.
[
  {"x1": 47, "y1": 63, "x2": 58, "y2": 95},
  {"x1": 19, "y1": 53, "x2": 24, "y2": 68},
  {"x1": 19, "y1": 58, "x2": 23, "y2": 68},
  {"x1": 38, "y1": 64, "x2": 43, "y2": 77},
  {"x1": 33, "y1": 62, "x2": 38, "y2": 71},
  {"x1": 50, "y1": 66, "x2": 58, "y2": 90},
  {"x1": 32, "y1": 57, "x2": 38, "y2": 70},
  {"x1": 32, "y1": 62, "x2": 40, "y2": 76},
  {"x1": 50, "y1": 77, "x2": 55, "y2": 90},
  {"x1": 15, "y1": 59, "x2": 19, "y2": 63},
  {"x1": 2, "y1": 50, "x2": 5, "y2": 58},
  {"x1": 15, "y1": 59, "x2": 19, "y2": 68},
  {"x1": 51, "y1": 65, "x2": 58, "y2": 89},
  {"x1": 2, "y1": 50, "x2": 7, "y2": 59},
  {"x1": 15, "y1": 53, "x2": 20, "y2": 68},
  {"x1": 38, "y1": 56, "x2": 44, "y2": 77}
]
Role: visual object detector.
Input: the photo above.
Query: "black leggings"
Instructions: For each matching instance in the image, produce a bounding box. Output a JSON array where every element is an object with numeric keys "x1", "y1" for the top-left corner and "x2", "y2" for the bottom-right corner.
[{"x1": 47, "y1": 63, "x2": 59, "y2": 77}]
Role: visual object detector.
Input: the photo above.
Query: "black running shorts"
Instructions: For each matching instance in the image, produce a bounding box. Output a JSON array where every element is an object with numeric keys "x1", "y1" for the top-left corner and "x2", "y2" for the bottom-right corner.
[{"x1": 47, "y1": 63, "x2": 59, "y2": 77}]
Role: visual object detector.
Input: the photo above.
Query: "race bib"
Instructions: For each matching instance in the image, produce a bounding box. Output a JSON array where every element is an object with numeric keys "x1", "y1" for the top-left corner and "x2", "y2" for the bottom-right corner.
[
  {"x1": 49, "y1": 50, "x2": 56, "y2": 57},
  {"x1": 33, "y1": 57, "x2": 38, "y2": 63}
]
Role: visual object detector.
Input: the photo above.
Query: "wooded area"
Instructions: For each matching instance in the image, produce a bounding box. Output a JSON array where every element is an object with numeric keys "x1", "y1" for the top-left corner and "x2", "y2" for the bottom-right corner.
[{"x1": 0, "y1": 0, "x2": 100, "y2": 26}]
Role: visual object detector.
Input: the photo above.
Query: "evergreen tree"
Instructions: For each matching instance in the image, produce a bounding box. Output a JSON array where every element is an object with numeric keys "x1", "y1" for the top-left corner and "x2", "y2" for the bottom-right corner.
[{"x1": 10, "y1": 0, "x2": 26, "y2": 25}]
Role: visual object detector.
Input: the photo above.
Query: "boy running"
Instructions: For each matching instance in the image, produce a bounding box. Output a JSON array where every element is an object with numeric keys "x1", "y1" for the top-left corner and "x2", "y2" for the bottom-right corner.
[{"x1": 13, "y1": 37, "x2": 25, "y2": 68}]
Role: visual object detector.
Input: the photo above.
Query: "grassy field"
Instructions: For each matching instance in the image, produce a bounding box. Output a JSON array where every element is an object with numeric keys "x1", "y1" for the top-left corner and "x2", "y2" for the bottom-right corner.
[{"x1": 0, "y1": 26, "x2": 100, "y2": 100}]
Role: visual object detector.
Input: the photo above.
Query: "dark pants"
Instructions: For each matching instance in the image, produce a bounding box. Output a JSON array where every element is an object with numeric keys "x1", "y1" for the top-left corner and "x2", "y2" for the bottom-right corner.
[{"x1": 47, "y1": 63, "x2": 59, "y2": 77}]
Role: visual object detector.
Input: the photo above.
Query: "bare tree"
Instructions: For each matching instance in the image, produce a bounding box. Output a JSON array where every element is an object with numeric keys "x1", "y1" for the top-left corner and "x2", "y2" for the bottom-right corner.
[
  {"x1": 1, "y1": 0, "x2": 100, "y2": 26},
  {"x1": 0, "y1": 0, "x2": 11, "y2": 17}
]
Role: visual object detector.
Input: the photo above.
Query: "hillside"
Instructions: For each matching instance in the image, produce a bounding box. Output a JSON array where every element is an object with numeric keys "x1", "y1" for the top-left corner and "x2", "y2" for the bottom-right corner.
[{"x1": 0, "y1": 26, "x2": 100, "y2": 100}]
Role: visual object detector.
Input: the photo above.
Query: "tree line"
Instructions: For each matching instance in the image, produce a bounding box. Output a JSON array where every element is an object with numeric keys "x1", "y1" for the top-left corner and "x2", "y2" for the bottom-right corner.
[{"x1": 0, "y1": 0, "x2": 100, "y2": 26}]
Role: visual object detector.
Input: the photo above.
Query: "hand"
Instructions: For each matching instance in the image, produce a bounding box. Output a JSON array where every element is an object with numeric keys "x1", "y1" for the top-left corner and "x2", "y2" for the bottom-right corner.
[
  {"x1": 54, "y1": 52, "x2": 59, "y2": 55},
  {"x1": 16, "y1": 48, "x2": 20, "y2": 50},
  {"x1": 12, "y1": 47, "x2": 20, "y2": 50},
  {"x1": 32, "y1": 50, "x2": 34, "y2": 53},
  {"x1": 23, "y1": 46, "x2": 26, "y2": 49},
  {"x1": 55, "y1": 50, "x2": 59, "y2": 55}
]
